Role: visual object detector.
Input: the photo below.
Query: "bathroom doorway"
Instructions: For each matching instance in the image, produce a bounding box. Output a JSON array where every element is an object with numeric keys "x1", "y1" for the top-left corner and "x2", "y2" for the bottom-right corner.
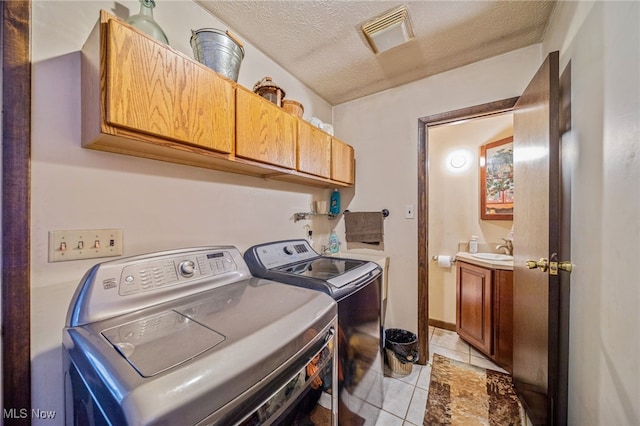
[
  {"x1": 426, "y1": 111, "x2": 514, "y2": 332},
  {"x1": 416, "y1": 97, "x2": 518, "y2": 365}
]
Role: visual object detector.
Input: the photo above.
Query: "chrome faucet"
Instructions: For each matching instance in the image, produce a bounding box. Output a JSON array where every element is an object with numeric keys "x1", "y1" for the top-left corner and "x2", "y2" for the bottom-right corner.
[{"x1": 496, "y1": 238, "x2": 513, "y2": 255}]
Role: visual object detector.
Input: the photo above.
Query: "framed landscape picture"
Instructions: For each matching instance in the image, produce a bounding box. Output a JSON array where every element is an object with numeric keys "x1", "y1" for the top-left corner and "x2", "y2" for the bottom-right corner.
[{"x1": 480, "y1": 136, "x2": 513, "y2": 220}]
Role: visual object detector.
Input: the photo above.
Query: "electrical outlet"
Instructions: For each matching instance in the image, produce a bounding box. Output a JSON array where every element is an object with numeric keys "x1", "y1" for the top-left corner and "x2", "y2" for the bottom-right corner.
[
  {"x1": 48, "y1": 228, "x2": 123, "y2": 262},
  {"x1": 405, "y1": 205, "x2": 415, "y2": 219}
]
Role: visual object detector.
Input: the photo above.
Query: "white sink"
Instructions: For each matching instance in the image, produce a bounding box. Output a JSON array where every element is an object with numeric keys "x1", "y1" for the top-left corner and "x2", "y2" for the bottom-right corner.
[{"x1": 471, "y1": 253, "x2": 513, "y2": 261}]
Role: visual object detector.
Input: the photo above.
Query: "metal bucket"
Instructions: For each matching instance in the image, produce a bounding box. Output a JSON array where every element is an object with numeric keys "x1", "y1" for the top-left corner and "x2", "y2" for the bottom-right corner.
[{"x1": 190, "y1": 29, "x2": 244, "y2": 82}]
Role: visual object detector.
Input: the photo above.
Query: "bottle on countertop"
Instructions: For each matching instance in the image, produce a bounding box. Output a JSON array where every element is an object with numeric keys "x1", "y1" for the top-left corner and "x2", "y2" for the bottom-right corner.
[
  {"x1": 329, "y1": 189, "x2": 340, "y2": 215},
  {"x1": 329, "y1": 231, "x2": 340, "y2": 254},
  {"x1": 469, "y1": 236, "x2": 479, "y2": 254}
]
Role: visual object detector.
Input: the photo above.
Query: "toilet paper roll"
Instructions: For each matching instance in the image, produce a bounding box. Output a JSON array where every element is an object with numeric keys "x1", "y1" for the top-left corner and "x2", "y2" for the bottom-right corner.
[{"x1": 436, "y1": 255, "x2": 452, "y2": 268}]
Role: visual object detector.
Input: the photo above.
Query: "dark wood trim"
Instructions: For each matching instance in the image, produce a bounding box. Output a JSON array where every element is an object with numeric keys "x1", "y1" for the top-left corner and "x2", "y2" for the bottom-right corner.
[
  {"x1": 417, "y1": 96, "x2": 518, "y2": 366},
  {"x1": 428, "y1": 318, "x2": 456, "y2": 332},
  {"x1": 2, "y1": 0, "x2": 32, "y2": 420},
  {"x1": 417, "y1": 120, "x2": 428, "y2": 364},
  {"x1": 557, "y1": 59, "x2": 572, "y2": 426}
]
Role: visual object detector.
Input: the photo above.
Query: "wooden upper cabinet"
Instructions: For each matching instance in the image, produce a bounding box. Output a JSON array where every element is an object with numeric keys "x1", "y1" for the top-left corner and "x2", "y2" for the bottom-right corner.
[
  {"x1": 297, "y1": 120, "x2": 331, "y2": 178},
  {"x1": 235, "y1": 87, "x2": 297, "y2": 169},
  {"x1": 81, "y1": 11, "x2": 354, "y2": 187},
  {"x1": 331, "y1": 138, "x2": 355, "y2": 184},
  {"x1": 102, "y1": 15, "x2": 234, "y2": 153}
]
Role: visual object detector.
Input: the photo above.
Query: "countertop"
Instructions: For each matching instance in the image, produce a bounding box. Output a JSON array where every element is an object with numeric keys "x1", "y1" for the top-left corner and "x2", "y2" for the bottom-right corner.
[{"x1": 455, "y1": 251, "x2": 513, "y2": 271}]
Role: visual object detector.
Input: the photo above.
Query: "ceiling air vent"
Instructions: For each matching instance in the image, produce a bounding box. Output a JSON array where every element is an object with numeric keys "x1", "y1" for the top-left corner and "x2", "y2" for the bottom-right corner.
[{"x1": 362, "y1": 5, "x2": 414, "y2": 54}]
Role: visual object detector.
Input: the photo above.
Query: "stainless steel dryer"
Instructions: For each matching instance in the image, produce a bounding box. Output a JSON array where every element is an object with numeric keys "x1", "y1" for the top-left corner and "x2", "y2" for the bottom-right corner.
[
  {"x1": 63, "y1": 246, "x2": 337, "y2": 425},
  {"x1": 243, "y1": 239, "x2": 383, "y2": 425}
]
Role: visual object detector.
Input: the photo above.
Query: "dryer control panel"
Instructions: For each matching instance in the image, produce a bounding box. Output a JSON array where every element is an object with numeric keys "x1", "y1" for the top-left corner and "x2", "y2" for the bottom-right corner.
[
  {"x1": 119, "y1": 251, "x2": 237, "y2": 295},
  {"x1": 66, "y1": 246, "x2": 250, "y2": 326},
  {"x1": 248, "y1": 239, "x2": 318, "y2": 269}
]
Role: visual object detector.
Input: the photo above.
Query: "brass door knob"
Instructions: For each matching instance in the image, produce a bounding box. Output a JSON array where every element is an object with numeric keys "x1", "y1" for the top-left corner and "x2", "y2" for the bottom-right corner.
[{"x1": 525, "y1": 258, "x2": 549, "y2": 272}]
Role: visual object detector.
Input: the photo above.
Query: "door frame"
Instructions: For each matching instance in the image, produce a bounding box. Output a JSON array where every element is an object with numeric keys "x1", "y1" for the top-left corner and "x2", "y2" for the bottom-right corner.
[
  {"x1": 2, "y1": 0, "x2": 32, "y2": 415},
  {"x1": 416, "y1": 97, "x2": 519, "y2": 365}
]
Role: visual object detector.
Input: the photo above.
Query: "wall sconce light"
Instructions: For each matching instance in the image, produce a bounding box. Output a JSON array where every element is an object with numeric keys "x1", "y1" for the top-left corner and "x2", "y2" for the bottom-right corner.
[{"x1": 362, "y1": 5, "x2": 414, "y2": 54}]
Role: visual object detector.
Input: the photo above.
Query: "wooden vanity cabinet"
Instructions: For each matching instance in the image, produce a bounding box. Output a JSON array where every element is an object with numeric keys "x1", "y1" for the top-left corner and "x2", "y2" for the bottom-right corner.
[
  {"x1": 83, "y1": 10, "x2": 234, "y2": 155},
  {"x1": 456, "y1": 261, "x2": 513, "y2": 372},
  {"x1": 331, "y1": 138, "x2": 355, "y2": 184},
  {"x1": 493, "y1": 268, "x2": 514, "y2": 372},
  {"x1": 235, "y1": 87, "x2": 297, "y2": 169}
]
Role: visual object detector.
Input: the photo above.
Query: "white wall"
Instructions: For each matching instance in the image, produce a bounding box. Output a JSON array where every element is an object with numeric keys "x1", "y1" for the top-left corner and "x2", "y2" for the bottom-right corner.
[
  {"x1": 543, "y1": 1, "x2": 640, "y2": 424},
  {"x1": 333, "y1": 45, "x2": 542, "y2": 333},
  {"x1": 428, "y1": 113, "x2": 513, "y2": 325},
  {"x1": 30, "y1": 1, "x2": 335, "y2": 421}
]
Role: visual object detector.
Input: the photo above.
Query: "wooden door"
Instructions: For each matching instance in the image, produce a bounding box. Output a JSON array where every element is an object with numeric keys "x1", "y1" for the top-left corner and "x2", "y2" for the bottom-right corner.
[{"x1": 512, "y1": 51, "x2": 570, "y2": 425}]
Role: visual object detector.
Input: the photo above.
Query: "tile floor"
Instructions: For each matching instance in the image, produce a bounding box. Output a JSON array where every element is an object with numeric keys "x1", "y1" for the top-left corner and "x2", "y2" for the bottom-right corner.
[{"x1": 375, "y1": 326, "x2": 511, "y2": 426}]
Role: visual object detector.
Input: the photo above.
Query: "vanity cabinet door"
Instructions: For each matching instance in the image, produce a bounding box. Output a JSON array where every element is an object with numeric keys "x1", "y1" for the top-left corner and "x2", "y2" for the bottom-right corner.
[
  {"x1": 104, "y1": 17, "x2": 234, "y2": 153},
  {"x1": 331, "y1": 138, "x2": 355, "y2": 184},
  {"x1": 493, "y1": 269, "x2": 514, "y2": 373},
  {"x1": 235, "y1": 87, "x2": 296, "y2": 169},
  {"x1": 297, "y1": 120, "x2": 331, "y2": 178},
  {"x1": 456, "y1": 261, "x2": 493, "y2": 356}
]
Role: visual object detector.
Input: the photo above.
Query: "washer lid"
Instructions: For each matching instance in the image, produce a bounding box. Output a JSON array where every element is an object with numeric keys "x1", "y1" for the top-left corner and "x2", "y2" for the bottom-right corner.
[
  {"x1": 274, "y1": 257, "x2": 366, "y2": 282},
  {"x1": 102, "y1": 310, "x2": 225, "y2": 377}
]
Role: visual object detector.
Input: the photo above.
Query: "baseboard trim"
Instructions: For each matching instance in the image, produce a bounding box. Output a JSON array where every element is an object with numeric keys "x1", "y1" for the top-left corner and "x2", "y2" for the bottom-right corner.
[{"x1": 428, "y1": 319, "x2": 456, "y2": 332}]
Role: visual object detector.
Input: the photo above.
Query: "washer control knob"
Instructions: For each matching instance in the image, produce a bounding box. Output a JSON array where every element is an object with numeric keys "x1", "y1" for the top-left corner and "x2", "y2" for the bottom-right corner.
[
  {"x1": 179, "y1": 260, "x2": 196, "y2": 277},
  {"x1": 283, "y1": 246, "x2": 295, "y2": 255}
]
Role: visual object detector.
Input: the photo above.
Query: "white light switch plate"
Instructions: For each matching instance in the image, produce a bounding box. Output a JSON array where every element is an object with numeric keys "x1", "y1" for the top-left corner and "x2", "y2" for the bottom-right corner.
[
  {"x1": 405, "y1": 205, "x2": 415, "y2": 219},
  {"x1": 48, "y1": 228, "x2": 123, "y2": 262}
]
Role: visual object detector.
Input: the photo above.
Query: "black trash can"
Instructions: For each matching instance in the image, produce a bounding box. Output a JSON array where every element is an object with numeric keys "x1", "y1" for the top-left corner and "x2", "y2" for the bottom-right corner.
[{"x1": 384, "y1": 328, "x2": 419, "y2": 375}]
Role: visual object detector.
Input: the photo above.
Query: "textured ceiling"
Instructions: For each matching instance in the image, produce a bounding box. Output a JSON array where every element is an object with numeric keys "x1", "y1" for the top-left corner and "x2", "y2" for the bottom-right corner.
[{"x1": 196, "y1": 1, "x2": 556, "y2": 105}]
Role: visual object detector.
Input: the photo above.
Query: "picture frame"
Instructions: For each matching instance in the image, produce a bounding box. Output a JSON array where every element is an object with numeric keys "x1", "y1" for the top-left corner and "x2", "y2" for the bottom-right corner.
[{"x1": 480, "y1": 136, "x2": 513, "y2": 220}]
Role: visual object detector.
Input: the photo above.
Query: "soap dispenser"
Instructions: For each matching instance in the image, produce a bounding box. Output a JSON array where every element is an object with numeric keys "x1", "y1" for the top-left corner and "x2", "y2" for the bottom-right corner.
[
  {"x1": 469, "y1": 236, "x2": 479, "y2": 254},
  {"x1": 329, "y1": 231, "x2": 340, "y2": 254}
]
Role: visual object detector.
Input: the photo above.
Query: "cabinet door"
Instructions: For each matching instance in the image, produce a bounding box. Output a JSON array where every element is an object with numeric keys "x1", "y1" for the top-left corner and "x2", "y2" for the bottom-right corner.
[
  {"x1": 235, "y1": 88, "x2": 296, "y2": 169},
  {"x1": 456, "y1": 261, "x2": 493, "y2": 356},
  {"x1": 297, "y1": 121, "x2": 331, "y2": 178},
  {"x1": 493, "y1": 269, "x2": 514, "y2": 372},
  {"x1": 105, "y1": 19, "x2": 234, "y2": 153},
  {"x1": 331, "y1": 138, "x2": 355, "y2": 184}
]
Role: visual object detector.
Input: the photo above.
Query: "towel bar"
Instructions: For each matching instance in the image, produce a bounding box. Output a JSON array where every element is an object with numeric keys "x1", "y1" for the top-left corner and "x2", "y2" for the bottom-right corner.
[{"x1": 344, "y1": 209, "x2": 389, "y2": 218}]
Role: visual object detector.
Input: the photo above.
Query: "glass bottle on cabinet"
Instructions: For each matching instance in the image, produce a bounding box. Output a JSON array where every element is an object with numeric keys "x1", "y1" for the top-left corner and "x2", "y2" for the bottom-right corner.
[{"x1": 126, "y1": 0, "x2": 169, "y2": 45}]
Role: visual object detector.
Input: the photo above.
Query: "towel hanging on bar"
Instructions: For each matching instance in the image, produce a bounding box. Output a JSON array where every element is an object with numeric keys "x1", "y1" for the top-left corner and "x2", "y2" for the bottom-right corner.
[{"x1": 344, "y1": 211, "x2": 384, "y2": 245}]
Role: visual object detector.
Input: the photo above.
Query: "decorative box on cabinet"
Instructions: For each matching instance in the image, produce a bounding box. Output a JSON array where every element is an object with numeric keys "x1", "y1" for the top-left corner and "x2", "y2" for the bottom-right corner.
[
  {"x1": 456, "y1": 260, "x2": 513, "y2": 372},
  {"x1": 235, "y1": 86, "x2": 297, "y2": 169}
]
